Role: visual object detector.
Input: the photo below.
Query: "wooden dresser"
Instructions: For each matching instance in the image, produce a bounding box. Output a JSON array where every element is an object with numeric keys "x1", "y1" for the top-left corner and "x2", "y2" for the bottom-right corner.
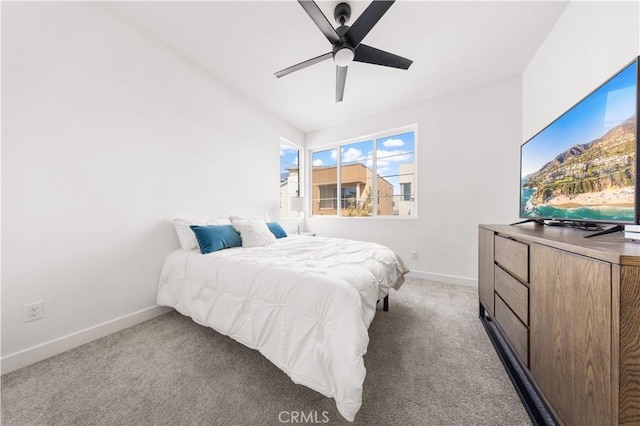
[{"x1": 478, "y1": 224, "x2": 640, "y2": 426}]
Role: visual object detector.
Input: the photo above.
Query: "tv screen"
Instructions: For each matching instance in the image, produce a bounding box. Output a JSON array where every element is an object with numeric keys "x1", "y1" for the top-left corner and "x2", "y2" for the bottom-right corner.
[{"x1": 520, "y1": 58, "x2": 639, "y2": 224}]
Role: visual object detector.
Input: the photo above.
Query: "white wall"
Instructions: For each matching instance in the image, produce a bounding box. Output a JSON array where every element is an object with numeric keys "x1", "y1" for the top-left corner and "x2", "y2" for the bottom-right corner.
[
  {"x1": 1, "y1": 3, "x2": 303, "y2": 359},
  {"x1": 523, "y1": 1, "x2": 640, "y2": 140},
  {"x1": 305, "y1": 76, "x2": 523, "y2": 285}
]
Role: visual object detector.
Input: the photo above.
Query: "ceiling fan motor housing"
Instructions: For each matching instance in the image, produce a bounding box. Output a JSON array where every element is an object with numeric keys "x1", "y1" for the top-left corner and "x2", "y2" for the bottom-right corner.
[{"x1": 333, "y1": 22, "x2": 353, "y2": 67}]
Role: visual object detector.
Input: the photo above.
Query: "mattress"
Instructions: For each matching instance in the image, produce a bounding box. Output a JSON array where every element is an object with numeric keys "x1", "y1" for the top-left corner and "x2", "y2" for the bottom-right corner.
[{"x1": 157, "y1": 235, "x2": 408, "y2": 421}]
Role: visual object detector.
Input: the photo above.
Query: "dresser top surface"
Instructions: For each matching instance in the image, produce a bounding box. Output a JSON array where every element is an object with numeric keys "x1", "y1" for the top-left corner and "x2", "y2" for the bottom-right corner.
[{"x1": 481, "y1": 224, "x2": 640, "y2": 266}]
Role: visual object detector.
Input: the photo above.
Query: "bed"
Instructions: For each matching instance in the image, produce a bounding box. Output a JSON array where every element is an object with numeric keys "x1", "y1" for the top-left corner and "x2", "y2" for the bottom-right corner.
[{"x1": 157, "y1": 233, "x2": 408, "y2": 421}]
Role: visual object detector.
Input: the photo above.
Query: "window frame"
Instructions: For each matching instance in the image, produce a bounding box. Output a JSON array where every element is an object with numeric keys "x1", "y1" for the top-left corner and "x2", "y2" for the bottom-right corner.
[{"x1": 308, "y1": 124, "x2": 418, "y2": 219}]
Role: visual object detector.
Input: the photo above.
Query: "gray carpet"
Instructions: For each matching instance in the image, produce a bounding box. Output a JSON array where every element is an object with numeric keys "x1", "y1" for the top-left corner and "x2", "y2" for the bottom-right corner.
[{"x1": 1, "y1": 278, "x2": 531, "y2": 425}]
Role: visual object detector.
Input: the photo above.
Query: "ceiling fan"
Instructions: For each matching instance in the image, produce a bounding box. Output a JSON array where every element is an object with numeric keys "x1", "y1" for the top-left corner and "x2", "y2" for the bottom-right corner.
[{"x1": 274, "y1": 0, "x2": 413, "y2": 103}]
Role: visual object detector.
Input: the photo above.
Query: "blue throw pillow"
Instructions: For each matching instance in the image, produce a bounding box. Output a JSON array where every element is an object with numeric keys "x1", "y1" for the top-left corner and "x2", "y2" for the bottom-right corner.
[
  {"x1": 266, "y1": 222, "x2": 287, "y2": 239},
  {"x1": 190, "y1": 224, "x2": 242, "y2": 254}
]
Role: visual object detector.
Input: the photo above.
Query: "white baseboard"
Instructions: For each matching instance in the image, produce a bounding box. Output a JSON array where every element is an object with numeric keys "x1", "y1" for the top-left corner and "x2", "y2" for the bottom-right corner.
[
  {"x1": 1, "y1": 273, "x2": 473, "y2": 374},
  {"x1": 408, "y1": 270, "x2": 477, "y2": 287},
  {"x1": 1, "y1": 305, "x2": 173, "y2": 375}
]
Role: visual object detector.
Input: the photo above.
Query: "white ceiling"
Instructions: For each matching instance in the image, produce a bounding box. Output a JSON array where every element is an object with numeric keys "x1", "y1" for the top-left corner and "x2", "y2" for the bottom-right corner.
[{"x1": 109, "y1": 1, "x2": 568, "y2": 133}]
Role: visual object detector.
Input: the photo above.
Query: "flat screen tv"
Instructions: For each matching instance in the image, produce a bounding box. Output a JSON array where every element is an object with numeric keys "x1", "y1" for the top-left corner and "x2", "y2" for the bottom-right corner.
[{"x1": 520, "y1": 57, "x2": 639, "y2": 225}]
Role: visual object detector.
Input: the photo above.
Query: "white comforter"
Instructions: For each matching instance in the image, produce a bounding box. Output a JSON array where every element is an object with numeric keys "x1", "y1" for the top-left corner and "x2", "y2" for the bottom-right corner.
[{"x1": 157, "y1": 235, "x2": 408, "y2": 421}]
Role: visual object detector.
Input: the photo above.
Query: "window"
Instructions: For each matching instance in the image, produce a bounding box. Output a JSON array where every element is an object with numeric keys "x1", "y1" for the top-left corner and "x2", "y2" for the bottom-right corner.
[
  {"x1": 312, "y1": 149, "x2": 338, "y2": 215},
  {"x1": 310, "y1": 126, "x2": 416, "y2": 217},
  {"x1": 340, "y1": 140, "x2": 373, "y2": 216},
  {"x1": 319, "y1": 185, "x2": 337, "y2": 210},
  {"x1": 341, "y1": 186, "x2": 357, "y2": 209},
  {"x1": 280, "y1": 139, "x2": 301, "y2": 217},
  {"x1": 401, "y1": 182, "x2": 412, "y2": 201},
  {"x1": 376, "y1": 131, "x2": 416, "y2": 216}
]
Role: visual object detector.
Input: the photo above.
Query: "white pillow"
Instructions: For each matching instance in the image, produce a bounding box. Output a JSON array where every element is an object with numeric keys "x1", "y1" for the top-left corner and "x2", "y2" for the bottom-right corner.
[
  {"x1": 231, "y1": 218, "x2": 276, "y2": 248},
  {"x1": 229, "y1": 213, "x2": 271, "y2": 223},
  {"x1": 173, "y1": 217, "x2": 232, "y2": 250}
]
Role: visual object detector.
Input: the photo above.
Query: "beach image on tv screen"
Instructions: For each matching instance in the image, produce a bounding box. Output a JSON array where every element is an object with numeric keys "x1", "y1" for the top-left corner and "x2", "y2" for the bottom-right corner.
[{"x1": 520, "y1": 61, "x2": 637, "y2": 222}]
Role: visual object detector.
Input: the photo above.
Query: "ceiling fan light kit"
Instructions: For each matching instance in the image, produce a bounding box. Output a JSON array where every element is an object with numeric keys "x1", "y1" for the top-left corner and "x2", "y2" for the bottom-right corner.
[
  {"x1": 275, "y1": 0, "x2": 413, "y2": 103},
  {"x1": 333, "y1": 46, "x2": 354, "y2": 67}
]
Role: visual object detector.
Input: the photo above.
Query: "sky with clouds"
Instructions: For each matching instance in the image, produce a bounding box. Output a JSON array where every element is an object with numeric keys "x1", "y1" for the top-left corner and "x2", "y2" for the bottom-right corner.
[{"x1": 280, "y1": 142, "x2": 300, "y2": 179}]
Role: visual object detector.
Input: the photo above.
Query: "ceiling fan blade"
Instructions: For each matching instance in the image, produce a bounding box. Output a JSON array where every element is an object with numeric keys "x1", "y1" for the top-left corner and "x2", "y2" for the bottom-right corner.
[
  {"x1": 274, "y1": 52, "x2": 333, "y2": 78},
  {"x1": 354, "y1": 44, "x2": 413, "y2": 69},
  {"x1": 345, "y1": 1, "x2": 394, "y2": 47},
  {"x1": 298, "y1": 0, "x2": 341, "y2": 45},
  {"x1": 336, "y1": 66, "x2": 348, "y2": 102}
]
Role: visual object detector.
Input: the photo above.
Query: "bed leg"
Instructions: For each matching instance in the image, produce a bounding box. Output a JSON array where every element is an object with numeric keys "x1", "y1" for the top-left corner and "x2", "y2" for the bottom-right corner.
[{"x1": 383, "y1": 295, "x2": 389, "y2": 312}]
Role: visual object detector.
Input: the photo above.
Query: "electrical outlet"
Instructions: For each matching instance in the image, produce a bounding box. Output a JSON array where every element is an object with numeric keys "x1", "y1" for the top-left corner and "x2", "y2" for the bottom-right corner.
[
  {"x1": 411, "y1": 251, "x2": 418, "y2": 260},
  {"x1": 24, "y1": 301, "x2": 44, "y2": 322}
]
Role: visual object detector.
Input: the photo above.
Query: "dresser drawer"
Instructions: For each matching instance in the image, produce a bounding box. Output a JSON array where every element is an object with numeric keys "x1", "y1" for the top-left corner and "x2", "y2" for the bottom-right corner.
[
  {"x1": 495, "y1": 295, "x2": 528, "y2": 366},
  {"x1": 495, "y1": 265, "x2": 529, "y2": 325},
  {"x1": 495, "y1": 235, "x2": 529, "y2": 283}
]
